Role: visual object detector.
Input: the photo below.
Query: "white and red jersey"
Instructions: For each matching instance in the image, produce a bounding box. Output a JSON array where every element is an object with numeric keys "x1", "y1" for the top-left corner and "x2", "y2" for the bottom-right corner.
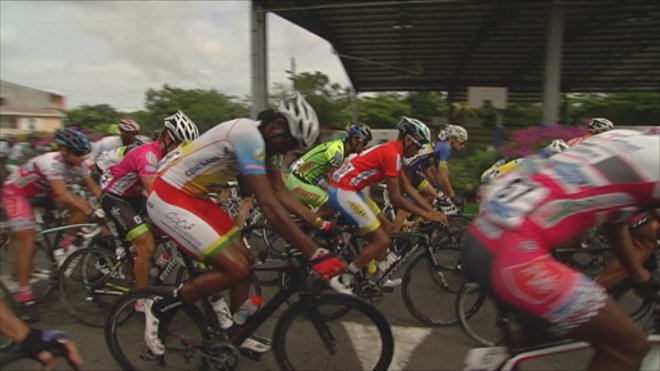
[
  {"x1": 101, "y1": 142, "x2": 162, "y2": 197},
  {"x1": 474, "y1": 128, "x2": 660, "y2": 252},
  {"x1": 157, "y1": 118, "x2": 271, "y2": 197},
  {"x1": 3, "y1": 152, "x2": 90, "y2": 198},
  {"x1": 89, "y1": 136, "x2": 123, "y2": 162},
  {"x1": 330, "y1": 140, "x2": 404, "y2": 191}
]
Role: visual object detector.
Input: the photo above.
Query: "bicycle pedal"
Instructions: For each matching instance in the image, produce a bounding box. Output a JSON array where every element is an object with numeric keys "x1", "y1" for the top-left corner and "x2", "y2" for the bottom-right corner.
[
  {"x1": 239, "y1": 348, "x2": 262, "y2": 361},
  {"x1": 381, "y1": 286, "x2": 395, "y2": 293}
]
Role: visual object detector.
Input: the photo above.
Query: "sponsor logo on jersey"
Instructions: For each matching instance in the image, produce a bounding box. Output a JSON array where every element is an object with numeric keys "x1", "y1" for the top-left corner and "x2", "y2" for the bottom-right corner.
[
  {"x1": 185, "y1": 156, "x2": 221, "y2": 177},
  {"x1": 532, "y1": 193, "x2": 634, "y2": 227},
  {"x1": 253, "y1": 149, "x2": 265, "y2": 161},
  {"x1": 503, "y1": 258, "x2": 567, "y2": 305},
  {"x1": 146, "y1": 151, "x2": 158, "y2": 165},
  {"x1": 349, "y1": 201, "x2": 366, "y2": 217},
  {"x1": 553, "y1": 163, "x2": 588, "y2": 186}
]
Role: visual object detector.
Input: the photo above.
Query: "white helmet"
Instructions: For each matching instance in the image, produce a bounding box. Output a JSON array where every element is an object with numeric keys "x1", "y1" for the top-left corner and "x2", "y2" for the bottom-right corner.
[
  {"x1": 587, "y1": 117, "x2": 614, "y2": 134},
  {"x1": 397, "y1": 116, "x2": 431, "y2": 146},
  {"x1": 164, "y1": 110, "x2": 199, "y2": 143},
  {"x1": 443, "y1": 124, "x2": 469, "y2": 142},
  {"x1": 118, "y1": 118, "x2": 140, "y2": 133},
  {"x1": 277, "y1": 92, "x2": 319, "y2": 149},
  {"x1": 545, "y1": 139, "x2": 569, "y2": 155}
]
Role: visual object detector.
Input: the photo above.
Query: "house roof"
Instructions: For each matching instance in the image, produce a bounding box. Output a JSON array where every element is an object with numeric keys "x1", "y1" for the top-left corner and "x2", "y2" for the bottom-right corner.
[
  {"x1": 0, "y1": 106, "x2": 65, "y2": 117},
  {"x1": 255, "y1": 0, "x2": 660, "y2": 102}
]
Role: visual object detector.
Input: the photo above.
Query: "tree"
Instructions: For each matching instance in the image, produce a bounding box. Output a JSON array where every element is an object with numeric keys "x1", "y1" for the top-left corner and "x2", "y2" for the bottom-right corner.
[
  {"x1": 449, "y1": 102, "x2": 477, "y2": 126},
  {"x1": 356, "y1": 93, "x2": 412, "y2": 128},
  {"x1": 404, "y1": 92, "x2": 449, "y2": 125},
  {"x1": 65, "y1": 104, "x2": 121, "y2": 134},
  {"x1": 142, "y1": 85, "x2": 249, "y2": 134}
]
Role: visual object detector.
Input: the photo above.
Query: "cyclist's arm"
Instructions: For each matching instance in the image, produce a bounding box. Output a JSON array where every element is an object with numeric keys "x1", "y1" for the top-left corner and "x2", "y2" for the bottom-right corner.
[
  {"x1": 436, "y1": 161, "x2": 457, "y2": 198},
  {"x1": 49, "y1": 179, "x2": 94, "y2": 216},
  {"x1": 140, "y1": 175, "x2": 156, "y2": 197},
  {"x1": 399, "y1": 172, "x2": 433, "y2": 211},
  {"x1": 81, "y1": 174, "x2": 101, "y2": 199},
  {"x1": 244, "y1": 173, "x2": 319, "y2": 257},
  {"x1": 385, "y1": 176, "x2": 433, "y2": 219},
  {"x1": 267, "y1": 167, "x2": 319, "y2": 227},
  {"x1": 603, "y1": 222, "x2": 651, "y2": 283}
]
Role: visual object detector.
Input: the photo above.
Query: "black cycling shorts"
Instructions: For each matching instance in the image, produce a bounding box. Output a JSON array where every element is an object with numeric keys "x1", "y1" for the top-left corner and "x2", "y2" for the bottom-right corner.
[{"x1": 100, "y1": 192, "x2": 148, "y2": 241}]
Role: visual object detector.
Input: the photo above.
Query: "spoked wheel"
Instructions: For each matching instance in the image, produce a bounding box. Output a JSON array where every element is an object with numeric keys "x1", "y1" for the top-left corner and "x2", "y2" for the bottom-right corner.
[{"x1": 456, "y1": 282, "x2": 502, "y2": 346}]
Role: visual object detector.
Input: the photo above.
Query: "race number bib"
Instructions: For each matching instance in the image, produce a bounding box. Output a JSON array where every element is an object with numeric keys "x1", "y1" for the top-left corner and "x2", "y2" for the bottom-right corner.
[{"x1": 484, "y1": 175, "x2": 549, "y2": 228}]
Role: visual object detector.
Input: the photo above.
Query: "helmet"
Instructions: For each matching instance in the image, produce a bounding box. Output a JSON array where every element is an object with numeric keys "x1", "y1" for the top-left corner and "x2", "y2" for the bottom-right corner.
[
  {"x1": 276, "y1": 92, "x2": 320, "y2": 149},
  {"x1": 587, "y1": 117, "x2": 614, "y2": 134},
  {"x1": 397, "y1": 116, "x2": 431, "y2": 146},
  {"x1": 545, "y1": 139, "x2": 569, "y2": 155},
  {"x1": 54, "y1": 128, "x2": 91, "y2": 155},
  {"x1": 346, "y1": 123, "x2": 373, "y2": 143},
  {"x1": 443, "y1": 124, "x2": 469, "y2": 142},
  {"x1": 118, "y1": 118, "x2": 140, "y2": 133},
  {"x1": 164, "y1": 110, "x2": 199, "y2": 143}
]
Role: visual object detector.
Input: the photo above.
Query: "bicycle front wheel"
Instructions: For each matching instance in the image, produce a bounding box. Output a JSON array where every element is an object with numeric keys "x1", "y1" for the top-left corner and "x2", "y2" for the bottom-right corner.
[
  {"x1": 402, "y1": 249, "x2": 463, "y2": 325},
  {"x1": 273, "y1": 293, "x2": 394, "y2": 371},
  {"x1": 456, "y1": 282, "x2": 502, "y2": 346},
  {"x1": 59, "y1": 247, "x2": 134, "y2": 327},
  {"x1": 105, "y1": 287, "x2": 210, "y2": 371}
]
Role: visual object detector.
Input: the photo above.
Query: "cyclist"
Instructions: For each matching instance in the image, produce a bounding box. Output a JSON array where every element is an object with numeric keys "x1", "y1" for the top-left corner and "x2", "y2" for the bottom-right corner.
[
  {"x1": 286, "y1": 123, "x2": 373, "y2": 219},
  {"x1": 92, "y1": 135, "x2": 151, "y2": 182},
  {"x1": 99, "y1": 111, "x2": 199, "y2": 289},
  {"x1": 567, "y1": 117, "x2": 614, "y2": 146},
  {"x1": 433, "y1": 124, "x2": 469, "y2": 208},
  {"x1": 0, "y1": 128, "x2": 100, "y2": 322},
  {"x1": 87, "y1": 118, "x2": 141, "y2": 163},
  {"x1": 328, "y1": 116, "x2": 447, "y2": 294},
  {"x1": 143, "y1": 93, "x2": 345, "y2": 356},
  {"x1": 7, "y1": 132, "x2": 41, "y2": 169},
  {"x1": 460, "y1": 127, "x2": 659, "y2": 370},
  {"x1": 0, "y1": 301, "x2": 83, "y2": 370}
]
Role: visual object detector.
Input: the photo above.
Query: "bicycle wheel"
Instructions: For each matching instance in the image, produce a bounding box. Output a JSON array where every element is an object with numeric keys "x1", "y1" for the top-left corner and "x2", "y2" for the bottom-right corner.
[
  {"x1": 0, "y1": 281, "x2": 16, "y2": 352},
  {"x1": 456, "y1": 282, "x2": 502, "y2": 346},
  {"x1": 59, "y1": 247, "x2": 134, "y2": 327},
  {"x1": 105, "y1": 287, "x2": 210, "y2": 371},
  {"x1": 273, "y1": 293, "x2": 394, "y2": 371},
  {"x1": 402, "y1": 248, "x2": 463, "y2": 325}
]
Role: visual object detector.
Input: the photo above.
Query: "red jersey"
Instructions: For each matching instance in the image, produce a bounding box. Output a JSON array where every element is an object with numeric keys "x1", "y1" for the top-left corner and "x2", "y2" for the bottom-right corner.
[{"x1": 330, "y1": 140, "x2": 403, "y2": 191}]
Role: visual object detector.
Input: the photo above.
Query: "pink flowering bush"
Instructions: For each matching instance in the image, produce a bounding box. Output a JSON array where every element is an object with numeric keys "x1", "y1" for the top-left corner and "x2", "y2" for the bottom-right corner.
[{"x1": 501, "y1": 124, "x2": 587, "y2": 158}]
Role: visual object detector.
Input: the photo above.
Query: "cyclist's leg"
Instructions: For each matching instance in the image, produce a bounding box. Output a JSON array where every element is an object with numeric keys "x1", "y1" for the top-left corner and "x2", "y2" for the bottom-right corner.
[
  {"x1": 235, "y1": 175, "x2": 254, "y2": 228},
  {"x1": 596, "y1": 216, "x2": 657, "y2": 290}
]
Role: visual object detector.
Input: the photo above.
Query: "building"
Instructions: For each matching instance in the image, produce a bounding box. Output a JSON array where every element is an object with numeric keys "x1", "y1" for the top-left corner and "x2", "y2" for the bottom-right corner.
[{"x1": 0, "y1": 80, "x2": 66, "y2": 137}]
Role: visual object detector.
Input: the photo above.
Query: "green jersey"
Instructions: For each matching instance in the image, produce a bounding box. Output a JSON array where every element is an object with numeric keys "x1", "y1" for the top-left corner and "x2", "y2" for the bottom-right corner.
[{"x1": 290, "y1": 139, "x2": 345, "y2": 185}]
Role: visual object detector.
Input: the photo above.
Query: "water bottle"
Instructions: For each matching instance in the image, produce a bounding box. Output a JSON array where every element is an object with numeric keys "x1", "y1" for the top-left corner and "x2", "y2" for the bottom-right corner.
[
  {"x1": 232, "y1": 295, "x2": 262, "y2": 325},
  {"x1": 150, "y1": 253, "x2": 171, "y2": 279},
  {"x1": 210, "y1": 295, "x2": 234, "y2": 329}
]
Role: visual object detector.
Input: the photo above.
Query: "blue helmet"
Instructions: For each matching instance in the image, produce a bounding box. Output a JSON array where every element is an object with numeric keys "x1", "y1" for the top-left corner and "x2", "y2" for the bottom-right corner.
[
  {"x1": 54, "y1": 128, "x2": 91, "y2": 155},
  {"x1": 346, "y1": 123, "x2": 373, "y2": 143}
]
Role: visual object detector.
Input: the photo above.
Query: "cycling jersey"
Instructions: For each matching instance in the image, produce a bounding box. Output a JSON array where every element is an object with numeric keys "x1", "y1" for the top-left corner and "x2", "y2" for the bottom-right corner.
[
  {"x1": 290, "y1": 139, "x2": 344, "y2": 185},
  {"x1": 433, "y1": 140, "x2": 452, "y2": 164},
  {"x1": 330, "y1": 140, "x2": 403, "y2": 191},
  {"x1": 2, "y1": 152, "x2": 89, "y2": 231},
  {"x1": 101, "y1": 142, "x2": 162, "y2": 198},
  {"x1": 89, "y1": 136, "x2": 123, "y2": 163},
  {"x1": 464, "y1": 128, "x2": 660, "y2": 334},
  {"x1": 567, "y1": 133, "x2": 593, "y2": 147},
  {"x1": 95, "y1": 146, "x2": 129, "y2": 173},
  {"x1": 157, "y1": 118, "x2": 270, "y2": 198}
]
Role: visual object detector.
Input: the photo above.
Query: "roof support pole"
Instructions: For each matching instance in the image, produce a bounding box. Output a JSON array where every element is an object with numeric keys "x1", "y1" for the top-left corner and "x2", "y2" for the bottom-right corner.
[
  {"x1": 251, "y1": 3, "x2": 268, "y2": 118},
  {"x1": 541, "y1": 1, "x2": 564, "y2": 125}
]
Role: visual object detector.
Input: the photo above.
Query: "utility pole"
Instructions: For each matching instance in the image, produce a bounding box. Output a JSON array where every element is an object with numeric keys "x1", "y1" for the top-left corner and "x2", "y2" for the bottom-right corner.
[{"x1": 285, "y1": 57, "x2": 297, "y2": 92}]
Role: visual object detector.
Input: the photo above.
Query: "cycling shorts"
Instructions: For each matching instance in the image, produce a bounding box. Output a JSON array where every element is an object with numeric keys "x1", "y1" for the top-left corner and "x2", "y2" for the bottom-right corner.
[
  {"x1": 328, "y1": 186, "x2": 381, "y2": 234},
  {"x1": 146, "y1": 178, "x2": 239, "y2": 263},
  {"x1": 460, "y1": 228, "x2": 607, "y2": 336},
  {"x1": 286, "y1": 172, "x2": 328, "y2": 210},
  {"x1": 100, "y1": 192, "x2": 149, "y2": 241},
  {"x1": 1, "y1": 188, "x2": 37, "y2": 231},
  {"x1": 236, "y1": 175, "x2": 253, "y2": 198}
]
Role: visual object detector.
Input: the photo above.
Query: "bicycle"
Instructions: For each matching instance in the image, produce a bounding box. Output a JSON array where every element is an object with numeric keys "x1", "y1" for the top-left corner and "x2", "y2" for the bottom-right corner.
[
  {"x1": 457, "y1": 244, "x2": 660, "y2": 348},
  {"x1": 59, "y1": 233, "x2": 262, "y2": 328},
  {"x1": 104, "y1": 248, "x2": 394, "y2": 371},
  {"x1": 462, "y1": 252, "x2": 660, "y2": 371}
]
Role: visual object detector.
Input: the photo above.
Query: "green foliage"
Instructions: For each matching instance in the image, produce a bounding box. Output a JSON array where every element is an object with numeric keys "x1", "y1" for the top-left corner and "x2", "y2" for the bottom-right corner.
[
  {"x1": 356, "y1": 93, "x2": 412, "y2": 128},
  {"x1": 65, "y1": 104, "x2": 121, "y2": 134},
  {"x1": 403, "y1": 92, "x2": 449, "y2": 123},
  {"x1": 142, "y1": 84, "x2": 249, "y2": 133},
  {"x1": 566, "y1": 92, "x2": 660, "y2": 125},
  {"x1": 502, "y1": 102, "x2": 543, "y2": 127},
  {"x1": 449, "y1": 149, "x2": 501, "y2": 200},
  {"x1": 449, "y1": 102, "x2": 477, "y2": 126}
]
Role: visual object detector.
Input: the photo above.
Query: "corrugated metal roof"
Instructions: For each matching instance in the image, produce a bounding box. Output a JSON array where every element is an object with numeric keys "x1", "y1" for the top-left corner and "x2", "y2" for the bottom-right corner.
[{"x1": 255, "y1": 0, "x2": 660, "y2": 102}]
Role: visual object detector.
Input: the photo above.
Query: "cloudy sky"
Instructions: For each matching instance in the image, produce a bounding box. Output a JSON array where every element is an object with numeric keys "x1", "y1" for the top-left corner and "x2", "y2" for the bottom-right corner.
[{"x1": 0, "y1": 1, "x2": 351, "y2": 111}]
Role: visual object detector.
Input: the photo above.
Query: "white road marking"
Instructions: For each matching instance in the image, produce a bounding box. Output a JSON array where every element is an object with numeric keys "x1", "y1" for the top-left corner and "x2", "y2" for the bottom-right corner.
[{"x1": 342, "y1": 322, "x2": 433, "y2": 370}]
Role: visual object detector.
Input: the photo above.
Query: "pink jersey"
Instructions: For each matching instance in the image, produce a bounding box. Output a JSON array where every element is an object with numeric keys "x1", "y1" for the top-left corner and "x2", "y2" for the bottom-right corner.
[
  {"x1": 101, "y1": 141, "x2": 162, "y2": 197},
  {"x1": 473, "y1": 129, "x2": 660, "y2": 252},
  {"x1": 3, "y1": 152, "x2": 89, "y2": 199},
  {"x1": 330, "y1": 140, "x2": 404, "y2": 191}
]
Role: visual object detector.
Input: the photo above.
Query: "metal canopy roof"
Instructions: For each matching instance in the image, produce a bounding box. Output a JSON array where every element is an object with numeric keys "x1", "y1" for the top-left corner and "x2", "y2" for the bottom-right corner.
[{"x1": 254, "y1": 0, "x2": 660, "y2": 102}]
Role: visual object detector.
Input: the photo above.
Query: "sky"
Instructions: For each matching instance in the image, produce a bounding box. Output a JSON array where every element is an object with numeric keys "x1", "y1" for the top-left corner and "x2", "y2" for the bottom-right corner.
[{"x1": 0, "y1": 1, "x2": 351, "y2": 111}]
